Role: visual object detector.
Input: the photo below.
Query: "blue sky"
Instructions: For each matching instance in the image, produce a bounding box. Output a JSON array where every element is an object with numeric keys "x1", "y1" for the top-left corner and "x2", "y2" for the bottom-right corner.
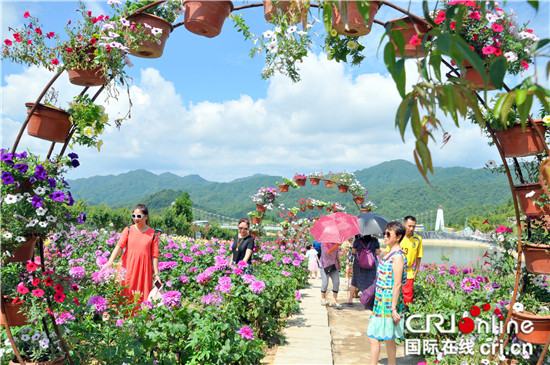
[{"x1": 2, "y1": 1, "x2": 549, "y2": 182}]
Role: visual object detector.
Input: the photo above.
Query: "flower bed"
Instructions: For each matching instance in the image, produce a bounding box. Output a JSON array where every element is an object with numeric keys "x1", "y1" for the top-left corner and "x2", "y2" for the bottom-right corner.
[{"x1": 0, "y1": 229, "x2": 308, "y2": 364}]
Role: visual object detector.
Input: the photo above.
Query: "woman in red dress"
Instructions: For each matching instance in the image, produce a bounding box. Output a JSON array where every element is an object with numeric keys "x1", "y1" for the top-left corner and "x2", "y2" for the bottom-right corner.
[{"x1": 103, "y1": 204, "x2": 161, "y2": 306}]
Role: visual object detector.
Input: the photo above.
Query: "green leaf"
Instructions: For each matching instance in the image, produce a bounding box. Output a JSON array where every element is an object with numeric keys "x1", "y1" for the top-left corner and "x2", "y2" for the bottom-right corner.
[
  {"x1": 532, "y1": 38, "x2": 550, "y2": 52},
  {"x1": 515, "y1": 88, "x2": 528, "y2": 106},
  {"x1": 527, "y1": 0, "x2": 539, "y2": 10},
  {"x1": 396, "y1": 94, "x2": 415, "y2": 140},
  {"x1": 429, "y1": 52, "x2": 442, "y2": 81},
  {"x1": 489, "y1": 57, "x2": 506, "y2": 89},
  {"x1": 390, "y1": 29, "x2": 406, "y2": 59},
  {"x1": 517, "y1": 94, "x2": 533, "y2": 123},
  {"x1": 435, "y1": 32, "x2": 452, "y2": 54},
  {"x1": 323, "y1": 2, "x2": 332, "y2": 34},
  {"x1": 355, "y1": 0, "x2": 371, "y2": 24},
  {"x1": 497, "y1": 92, "x2": 517, "y2": 126},
  {"x1": 411, "y1": 103, "x2": 422, "y2": 138},
  {"x1": 394, "y1": 59, "x2": 406, "y2": 98},
  {"x1": 443, "y1": 84, "x2": 457, "y2": 123}
]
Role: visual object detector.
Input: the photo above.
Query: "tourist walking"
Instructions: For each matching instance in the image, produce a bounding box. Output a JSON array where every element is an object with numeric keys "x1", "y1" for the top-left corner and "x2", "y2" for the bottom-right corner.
[
  {"x1": 367, "y1": 221, "x2": 407, "y2": 365},
  {"x1": 231, "y1": 218, "x2": 255, "y2": 265},
  {"x1": 319, "y1": 241, "x2": 342, "y2": 308},
  {"x1": 347, "y1": 234, "x2": 381, "y2": 305},
  {"x1": 102, "y1": 204, "x2": 161, "y2": 306},
  {"x1": 305, "y1": 244, "x2": 320, "y2": 279},
  {"x1": 401, "y1": 215, "x2": 423, "y2": 304}
]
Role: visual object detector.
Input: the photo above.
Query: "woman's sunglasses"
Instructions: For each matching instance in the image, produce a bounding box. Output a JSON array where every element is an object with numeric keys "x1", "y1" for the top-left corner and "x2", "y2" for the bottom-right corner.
[
  {"x1": 384, "y1": 231, "x2": 392, "y2": 238},
  {"x1": 131, "y1": 214, "x2": 143, "y2": 219}
]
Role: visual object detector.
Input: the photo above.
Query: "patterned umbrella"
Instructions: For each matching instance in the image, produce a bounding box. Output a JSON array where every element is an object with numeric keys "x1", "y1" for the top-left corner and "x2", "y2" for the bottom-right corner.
[{"x1": 310, "y1": 212, "x2": 360, "y2": 243}]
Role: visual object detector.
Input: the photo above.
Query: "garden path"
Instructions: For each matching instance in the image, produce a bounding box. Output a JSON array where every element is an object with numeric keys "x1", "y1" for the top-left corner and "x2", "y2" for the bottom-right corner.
[{"x1": 268, "y1": 278, "x2": 426, "y2": 365}]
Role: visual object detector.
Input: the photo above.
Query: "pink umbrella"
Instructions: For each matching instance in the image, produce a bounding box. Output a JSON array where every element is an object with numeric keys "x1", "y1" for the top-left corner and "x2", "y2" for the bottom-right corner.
[{"x1": 310, "y1": 212, "x2": 360, "y2": 243}]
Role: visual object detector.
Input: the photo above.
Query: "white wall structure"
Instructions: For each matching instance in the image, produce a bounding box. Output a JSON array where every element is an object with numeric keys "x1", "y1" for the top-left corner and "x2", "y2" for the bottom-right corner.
[{"x1": 435, "y1": 206, "x2": 445, "y2": 231}]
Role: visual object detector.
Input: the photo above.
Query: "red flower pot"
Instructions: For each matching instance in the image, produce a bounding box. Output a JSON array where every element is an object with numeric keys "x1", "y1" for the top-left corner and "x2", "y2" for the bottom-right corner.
[
  {"x1": 523, "y1": 243, "x2": 550, "y2": 275},
  {"x1": 184, "y1": 1, "x2": 233, "y2": 38},
  {"x1": 462, "y1": 61, "x2": 496, "y2": 90},
  {"x1": 325, "y1": 180, "x2": 335, "y2": 188},
  {"x1": 67, "y1": 47, "x2": 106, "y2": 86},
  {"x1": 338, "y1": 185, "x2": 349, "y2": 193},
  {"x1": 331, "y1": 1, "x2": 381, "y2": 36},
  {"x1": 494, "y1": 120, "x2": 546, "y2": 158},
  {"x1": 353, "y1": 196, "x2": 365, "y2": 205},
  {"x1": 279, "y1": 184, "x2": 289, "y2": 192},
  {"x1": 295, "y1": 178, "x2": 306, "y2": 187},
  {"x1": 263, "y1": 0, "x2": 299, "y2": 24},
  {"x1": 511, "y1": 310, "x2": 550, "y2": 345},
  {"x1": 513, "y1": 183, "x2": 550, "y2": 216},
  {"x1": 251, "y1": 216, "x2": 262, "y2": 225},
  {"x1": 5, "y1": 236, "x2": 38, "y2": 264},
  {"x1": 127, "y1": 13, "x2": 173, "y2": 58},
  {"x1": 25, "y1": 103, "x2": 71, "y2": 143},
  {"x1": 256, "y1": 204, "x2": 267, "y2": 213},
  {"x1": 1, "y1": 296, "x2": 28, "y2": 327},
  {"x1": 310, "y1": 178, "x2": 320, "y2": 185},
  {"x1": 386, "y1": 16, "x2": 430, "y2": 58}
]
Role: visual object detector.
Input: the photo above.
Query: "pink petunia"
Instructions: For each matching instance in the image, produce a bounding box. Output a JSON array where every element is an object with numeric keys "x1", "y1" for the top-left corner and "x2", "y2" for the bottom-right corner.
[
  {"x1": 522, "y1": 60, "x2": 529, "y2": 70},
  {"x1": 237, "y1": 326, "x2": 254, "y2": 340},
  {"x1": 482, "y1": 46, "x2": 496, "y2": 55},
  {"x1": 492, "y1": 23, "x2": 504, "y2": 32},
  {"x1": 32, "y1": 288, "x2": 45, "y2": 297},
  {"x1": 249, "y1": 280, "x2": 266, "y2": 294},
  {"x1": 23, "y1": 11, "x2": 30, "y2": 18},
  {"x1": 26, "y1": 261, "x2": 38, "y2": 272},
  {"x1": 409, "y1": 34, "x2": 421, "y2": 46},
  {"x1": 17, "y1": 282, "x2": 29, "y2": 295},
  {"x1": 469, "y1": 12, "x2": 481, "y2": 20}
]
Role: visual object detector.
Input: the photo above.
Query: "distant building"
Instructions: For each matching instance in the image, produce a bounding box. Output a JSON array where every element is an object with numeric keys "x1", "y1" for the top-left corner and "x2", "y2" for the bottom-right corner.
[{"x1": 192, "y1": 220, "x2": 209, "y2": 227}]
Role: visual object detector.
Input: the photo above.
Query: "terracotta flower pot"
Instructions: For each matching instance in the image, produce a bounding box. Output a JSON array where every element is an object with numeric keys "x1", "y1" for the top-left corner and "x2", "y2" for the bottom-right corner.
[
  {"x1": 251, "y1": 216, "x2": 262, "y2": 225},
  {"x1": 332, "y1": 1, "x2": 381, "y2": 36},
  {"x1": 67, "y1": 47, "x2": 106, "y2": 86},
  {"x1": 462, "y1": 61, "x2": 496, "y2": 90},
  {"x1": 256, "y1": 204, "x2": 267, "y2": 213},
  {"x1": 338, "y1": 185, "x2": 349, "y2": 193},
  {"x1": 279, "y1": 184, "x2": 289, "y2": 192},
  {"x1": 511, "y1": 310, "x2": 550, "y2": 345},
  {"x1": 386, "y1": 16, "x2": 430, "y2": 58},
  {"x1": 127, "y1": 13, "x2": 173, "y2": 58},
  {"x1": 522, "y1": 243, "x2": 550, "y2": 275},
  {"x1": 325, "y1": 180, "x2": 335, "y2": 188},
  {"x1": 5, "y1": 236, "x2": 38, "y2": 264},
  {"x1": 9, "y1": 355, "x2": 66, "y2": 365},
  {"x1": 310, "y1": 177, "x2": 320, "y2": 185},
  {"x1": 513, "y1": 183, "x2": 550, "y2": 216},
  {"x1": 0, "y1": 296, "x2": 28, "y2": 327},
  {"x1": 317, "y1": 205, "x2": 323, "y2": 210},
  {"x1": 353, "y1": 196, "x2": 365, "y2": 205},
  {"x1": 295, "y1": 178, "x2": 306, "y2": 187},
  {"x1": 306, "y1": 205, "x2": 313, "y2": 210},
  {"x1": 360, "y1": 208, "x2": 372, "y2": 213},
  {"x1": 250, "y1": 231, "x2": 258, "y2": 238},
  {"x1": 299, "y1": 207, "x2": 306, "y2": 212},
  {"x1": 184, "y1": 1, "x2": 233, "y2": 38},
  {"x1": 494, "y1": 120, "x2": 546, "y2": 158},
  {"x1": 25, "y1": 103, "x2": 71, "y2": 143},
  {"x1": 263, "y1": 0, "x2": 300, "y2": 24}
]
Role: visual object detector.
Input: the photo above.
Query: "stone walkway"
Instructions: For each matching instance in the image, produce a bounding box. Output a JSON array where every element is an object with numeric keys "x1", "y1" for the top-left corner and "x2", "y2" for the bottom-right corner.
[{"x1": 271, "y1": 278, "x2": 425, "y2": 365}]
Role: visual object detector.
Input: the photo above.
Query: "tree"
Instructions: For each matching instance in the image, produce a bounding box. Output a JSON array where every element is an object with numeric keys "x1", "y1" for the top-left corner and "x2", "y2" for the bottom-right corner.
[{"x1": 172, "y1": 192, "x2": 193, "y2": 222}]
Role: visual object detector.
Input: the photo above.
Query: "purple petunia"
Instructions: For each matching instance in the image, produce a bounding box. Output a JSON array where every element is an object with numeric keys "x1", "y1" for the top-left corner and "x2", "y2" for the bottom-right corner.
[
  {"x1": 77, "y1": 212, "x2": 85, "y2": 223},
  {"x1": 460, "y1": 277, "x2": 480, "y2": 293},
  {"x1": 1, "y1": 152, "x2": 14, "y2": 165},
  {"x1": 47, "y1": 177, "x2": 56, "y2": 188},
  {"x1": 237, "y1": 326, "x2": 254, "y2": 340},
  {"x1": 250, "y1": 280, "x2": 266, "y2": 294},
  {"x1": 1, "y1": 172, "x2": 14, "y2": 185},
  {"x1": 34, "y1": 165, "x2": 47, "y2": 180},
  {"x1": 161, "y1": 291, "x2": 181, "y2": 307},
  {"x1": 87, "y1": 295, "x2": 108, "y2": 314},
  {"x1": 31, "y1": 195, "x2": 43, "y2": 208},
  {"x1": 69, "y1": 266, "x2": 86, "y2": 280},
  {"x1": 14, "y1": 163, "x2": 28, "y2": 173},
  {"x1": 68, "y1": 152, "x2": 79, "y2": 160},
  {"x1": 49, "y1": 190, "x2": 65, "y2": 202}
]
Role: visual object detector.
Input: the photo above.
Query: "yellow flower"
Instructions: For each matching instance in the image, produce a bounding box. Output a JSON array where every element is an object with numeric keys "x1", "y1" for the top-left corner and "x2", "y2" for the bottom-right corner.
[
  {"x1": 97, "y1": 140, "x2": 103, "y2": 151},
  {"x1": 44, "y1": 238, "x2": 50, "y2": 246},
  {"x1": 330, "y1": 29, "x2": 338, "y2": 37},
  {"x1": 543, "y1": 115, "x2": 550, "y2": 125},
  {"x1": 83, "y1": 126, "x2": 94, "y2": 138},
  {"x1": 347, "y1": 40, "x2": 358, "y2": 50}
]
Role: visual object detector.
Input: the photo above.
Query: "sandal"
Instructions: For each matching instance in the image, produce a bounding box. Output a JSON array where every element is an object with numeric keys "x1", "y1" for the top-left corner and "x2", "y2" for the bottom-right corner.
[{"x1": 320, "y1": 299, "x2": 327, "y2": 306}]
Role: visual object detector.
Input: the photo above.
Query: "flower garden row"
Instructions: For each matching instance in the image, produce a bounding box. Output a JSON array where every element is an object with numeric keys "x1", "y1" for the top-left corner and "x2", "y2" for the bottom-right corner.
[{"x1": 1, "y1": 229, "x2": 308, "y2": 364}]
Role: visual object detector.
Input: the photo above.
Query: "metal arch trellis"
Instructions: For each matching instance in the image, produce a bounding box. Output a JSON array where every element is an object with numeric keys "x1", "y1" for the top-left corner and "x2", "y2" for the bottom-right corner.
[{"x1": 5, "y1": 0, "x2": 549, "y2": 363}]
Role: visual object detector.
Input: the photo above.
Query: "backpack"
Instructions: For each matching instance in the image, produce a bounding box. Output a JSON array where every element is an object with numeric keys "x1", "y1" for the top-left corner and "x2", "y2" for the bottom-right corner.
[{"x1": 357, "y1": 238, "x2": 375, "y2": 270}]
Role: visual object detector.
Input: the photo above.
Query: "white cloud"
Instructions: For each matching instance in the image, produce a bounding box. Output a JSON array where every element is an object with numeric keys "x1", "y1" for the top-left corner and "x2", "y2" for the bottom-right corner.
[{"x1": 2, "y1": 53, "x2": 502, "y2": 183}]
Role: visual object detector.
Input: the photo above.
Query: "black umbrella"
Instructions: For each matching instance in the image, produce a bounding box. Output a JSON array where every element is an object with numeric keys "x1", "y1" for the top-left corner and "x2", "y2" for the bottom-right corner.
[{"x1": 357, "y1": 213, "x2": 389, "y2": 236}]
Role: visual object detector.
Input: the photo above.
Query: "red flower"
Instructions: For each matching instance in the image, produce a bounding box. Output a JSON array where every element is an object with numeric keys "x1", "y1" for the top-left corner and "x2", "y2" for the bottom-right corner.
[
  {"x1": 434, "y1": 10, "x2": 446, "y2": 25},
  {"x1": 13, "y1": 33, "x2": 21, "y2": 42},
  {"x1": 46, "y1": 31, "x2": 55, "y2": 38},
  {"x1": 32, "y1": 288, "x2": 45, "y2": 297},
  {"x1": 409, "y1": 34, "x2": 421, "y2": 46},
  {"x1": 469, "y1": 11, "x2": 481, "y2": 20},
  {"x1": 32, "y1": 277, "x2": 41, "y2": 286},
  {"x1": 46, "y1": 307, "x2": 54, "y2": 316},
  {"x1": 526, "y1": 29, "x2": 533, "y2": 34},
  {"x1": 97, "y1": 15, "x2": 105, "y2": 21},
  {"x1": 522, "y1": 60, "x2": 529, "y2": 70},
  {"x1": 468, "y1": 45, "x2": 474, "y2": 51},
  {"x1": 494, "y1": 48, "x2": 502, "y2": 57},
  {"x1": 67, "y1": 20, "x2": 71, "y2": 25},
  {"x1": 11, "y1": 297, "x2": 24, "y2": 305},
  {"x1": 66, "y1": 47, "x2": 73, "y2": 53},
  {"x1": 482, "y1": 219, "x2": 489, "y2": 224},
  {"x1": 17, "y1": 282, "x2": 29, "y2": 295},
  {"x1": 90, "y1": 37, "x2": 97, "y2": 45},
  {"x1": 105, "y1": 45, "x2": 111, "y2": 53},
  {"x1": 23, "y1": 11, "x2": 30, "y2": 18},
  {"x1": 450, "y1": 21, "x2": 456, "y2": 31},
  {"x1": 482, "y1": 46, "x2": 496, "y2": 55},
  {"x1": 86, "y1": 10, "x2": 92, "y2": 17},
  {"x1": 4, "y1": 39, "x2": 12, "y2": 46},
  {"x1": 54, "y1": 284, "x2": 64, "y2": 293},
  {"x1": 27, "y1": 40, "x2": 32, "y2": 45},
  {"x1": 51, "y1": 58, "x2": 59, "y2": 65},
  {"x1": 26, "y1": 261, "x2": 38, "y2": 272},
  {"x1": 54, "y1": 293, "x2": 66, "y2": 303},
  {"x1": 91, "y1": 17, "x2": 99, "y2": 24},
  {"x1": 35, "y1": 27, "x2": 42, "y2": 35},
  {"x1": 44, "y1": 277, "x2": 54, "y2": 286},
  {"x1": 74, "y1": 297, "x2": 80, "y2": 306},
  {"x1": 492, "y1": 23, "x2": 504, "y2": 32}
]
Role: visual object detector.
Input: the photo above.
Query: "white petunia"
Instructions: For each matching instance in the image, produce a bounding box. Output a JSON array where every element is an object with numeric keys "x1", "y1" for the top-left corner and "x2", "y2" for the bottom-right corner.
[
  {"x1": 108, "y1": 31, "x2": 118, "y2": 38},
  {"x1": 34, "y1": 187, "x2": 46, "y2": 195},
  {"x1": 15, "y1": 236, "x2": 26, "y2": 243},
  {"x1": 46, "y1": 215, "x2": 57, "y2": 223},
  {"x1": 347, "y1": 40, "x2": 358, "y2": 50},
  {"x1": 36, "y1": 207, "x2": 48, "y2": 216},
  {"x1": 102, "y1": 22, "x2": 116, "y2": 31},
  {"x1": 3, "y1": 194, "x2": 17, "y2": 204},
  {"x1": 2, "y1": 232, "x2": 13, "y2": 239},
  {"x1": 27, "y1": 219, "x2": 38, "y2": 227},
  {"x1": 151, "y1": 27, "x2": 163, "y2": 36},
  {"x1": 262, "y1": 30, "x2": 274, "y2": 39},
  {"x1": 23, "y1": 192, "x2": 31, "y2": 198},
  {"x1": 15, "y1": 194, "x2": 23, "y2": 202},
  {"x1": 83, "y1": 126, "x2": 94, "y2": 138},
  {"x1": 107, "y1": 0, "x2": 122, "y2": 4},
  {"x1": 287, "y1": 25, "x2": 297, "y2": 34},
  {"x1": 504, "y1": 51, "x2": 518, "y2": 63},
  {"x1": 31, "y1": 333, "x2": 41, "y2": 341},
  {"x1": 485, "y1": 13, "x2": 497, "y2": 22},
  {"x1": 39, "y1": 221, "x2": 48, "y2": 228},
  {"x1": 27, "y1": 197, "x2": 33, "y2": 203},
  {"x1": 525, "y1": 190, "x2": 536, "y2": 198},
  {"x1": 119, "y1": 17, "x2": 130, "y2": 27},
  {"x1": 21, "y1": 334, "x2": 30, "y2": 341},
  {"x1": 274, "y1": 26, "x2": 282, "y2": 34},
  {"x1": 534, "y1": 276, "x2": 543, "y2": 285},
  {"x1": 144, "y1": 23, "x2": 152, "y2": 29},
  {"x1": 39, "y1": 338, "x2": 50, "y2": 349},
  {"x1": 513, "y1": 302, "x2": 524, "y2": 312},
  {"x1": 266, "y1": 41, "x2": 278, "y2": 54}
]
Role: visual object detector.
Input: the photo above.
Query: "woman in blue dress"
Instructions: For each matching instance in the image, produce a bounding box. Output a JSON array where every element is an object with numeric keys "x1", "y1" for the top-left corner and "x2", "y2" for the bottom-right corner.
[{"x1": 366, "y1": 221, "x2": 407, "y2": 365}]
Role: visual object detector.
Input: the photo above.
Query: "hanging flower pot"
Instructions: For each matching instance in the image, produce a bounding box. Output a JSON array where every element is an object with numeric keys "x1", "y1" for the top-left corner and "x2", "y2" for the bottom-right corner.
[
  {"x1": 295, "y1": 178, "x2": 306, "y2": 187},
  {"x1": 338, "y1": 185, "x2": 349, "y2": 193},
  {"x1": 310, "y1": 177, "x2": 320, "y2": 185},
  {"x1": 250, "y1": 231, "x2": 258, "y2": 238},
  {"x1": 324, "y1": 180, "x2": 335, "y2": 188},
  {"x1": 299, "y1": 207, "x2": 306, "y2": 212},
  {"x1": 263, "y1": 0, "x2": 299, "y2": 24},
  {"x1": 127, "y1": 13, "x2": 173, "y2": 58},
  {"x1": 360, "y1": 208, "x2": 372, "y2": 213},
  {"x1": 353, "y1": 196, "x2": 365, "y2": 205},
  {"x1": 523, "y1": 243, "x2": 550, "y2": 275},
  {"x1": 66, "y1": 47, "x2": 106, "y2": 86},
  {"x1": 494, "y1": 120, "x2": 546, "y2": 158},
  {"x1": 386, "y1": 16, "x2": 430, "y2": 58},
  {"x1": 317, "y1": 205, "x2": 323, "y2": 210},
  {"x1": 462, "y1": 61, "x2": 496, "y2": 90},
  {"x1": 9, "y1": 355, "x2": 66, "y2": 365},
  {"x1": 279, "y1": 184, "x2": 289, "y2": 192},
  {"x1": 25, "y1": 103, "x2": 71, "y2": 143},
  {"x1": 511, "y1": 310, "x2": 550, "y2": 345},
  {"x1": 0, "y1": 296, "x2": 28, "y2": 327},
  {"x1": 256, "y1": 204, "x2": 267, "y2": 213},
  {"x1": 251, "y1": 216, "x2": 262, "y2": 225},
  {"x1": 513, "y1": 183, "x2": 550, "y2": 216},
  {"x1": 5, "y1": 236, "x2": 38, "y2": 264},
  {"x1": 331, "y1": 1, "x2": 382, "y2": 36},
  {"x1": 184, "y1": 1, "x2": 234, "y2": 38},
  {"x1": 307, "y1": 204, "x2": 313, "y2": 210}
]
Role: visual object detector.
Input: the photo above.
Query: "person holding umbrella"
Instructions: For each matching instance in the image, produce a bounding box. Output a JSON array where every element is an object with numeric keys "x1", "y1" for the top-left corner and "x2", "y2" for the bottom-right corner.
[{"x1": 367, "y1": 221, "x2": 407, "y2": 365}]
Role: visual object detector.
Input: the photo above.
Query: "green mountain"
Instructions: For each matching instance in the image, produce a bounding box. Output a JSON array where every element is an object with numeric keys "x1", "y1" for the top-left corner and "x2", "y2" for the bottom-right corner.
[{"x1": 67, "y1": 160, "x2": 510, "y2": 225}]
